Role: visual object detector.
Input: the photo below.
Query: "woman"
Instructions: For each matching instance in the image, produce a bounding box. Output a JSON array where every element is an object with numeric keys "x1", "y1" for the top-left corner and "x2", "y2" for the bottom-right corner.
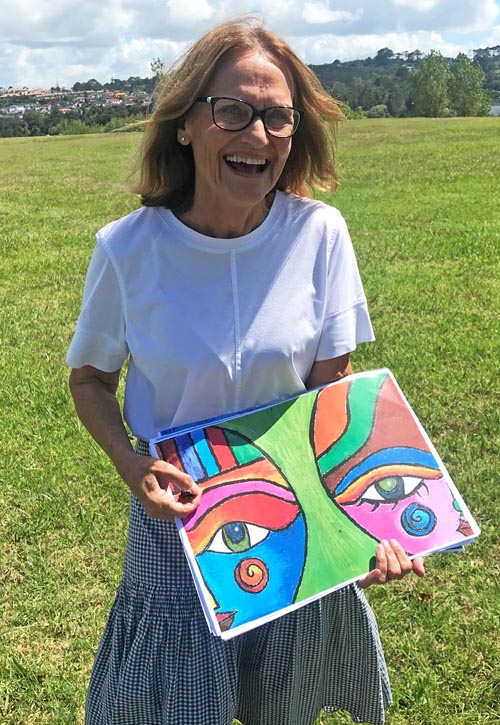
[{"x1": 67, "y1": 17, "x2": 424, "y2": 725}]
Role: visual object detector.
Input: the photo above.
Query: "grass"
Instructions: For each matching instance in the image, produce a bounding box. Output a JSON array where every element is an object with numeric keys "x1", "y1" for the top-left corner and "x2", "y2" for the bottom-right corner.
[{"x1": 1, "y1": 117, "x2": 499, "y2": 724}]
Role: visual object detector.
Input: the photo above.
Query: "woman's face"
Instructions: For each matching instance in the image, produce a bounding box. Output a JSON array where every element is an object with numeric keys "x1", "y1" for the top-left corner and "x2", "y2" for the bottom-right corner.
[{"x1": 179, "y1": 50, "x2": 294, "y2": 228}]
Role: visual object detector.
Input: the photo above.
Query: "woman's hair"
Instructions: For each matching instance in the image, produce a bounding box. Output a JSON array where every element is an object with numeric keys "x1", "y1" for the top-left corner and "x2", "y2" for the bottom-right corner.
[{"x1": 134, "y1": 16, "x2": 345, "y2": 209}]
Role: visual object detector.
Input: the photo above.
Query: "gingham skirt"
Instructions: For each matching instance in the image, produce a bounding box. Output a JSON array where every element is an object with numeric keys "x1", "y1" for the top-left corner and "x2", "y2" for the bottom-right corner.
[{"x1": 85, "y1": 440, "x2": 392, "y2": 725}]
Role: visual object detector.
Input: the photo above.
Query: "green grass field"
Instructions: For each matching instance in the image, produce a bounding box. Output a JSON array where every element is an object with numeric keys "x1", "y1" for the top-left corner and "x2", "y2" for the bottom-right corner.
[{"x1": 1, "y1": 117, "x2": 499, "y2": 724}]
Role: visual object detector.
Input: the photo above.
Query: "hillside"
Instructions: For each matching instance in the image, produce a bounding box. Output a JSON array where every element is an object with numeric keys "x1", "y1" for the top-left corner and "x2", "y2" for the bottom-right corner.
[{"x1": 310, "y1": 45, "x2": 500, "y2": 116}]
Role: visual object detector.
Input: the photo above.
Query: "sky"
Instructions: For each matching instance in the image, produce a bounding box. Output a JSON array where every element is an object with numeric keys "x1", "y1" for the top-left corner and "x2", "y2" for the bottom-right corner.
[{"x1": 1, "y1": 0, "x2": 499, "y2": 90}]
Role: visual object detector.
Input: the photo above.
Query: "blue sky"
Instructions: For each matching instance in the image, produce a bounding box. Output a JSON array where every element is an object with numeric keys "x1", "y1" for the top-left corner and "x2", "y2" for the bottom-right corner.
[{"x1": 1, "y1": 0, "x2": 499, "y2": 89}]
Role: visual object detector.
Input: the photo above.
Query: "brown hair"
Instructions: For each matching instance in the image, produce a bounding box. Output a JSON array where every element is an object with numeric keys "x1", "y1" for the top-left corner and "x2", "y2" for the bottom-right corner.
[{"x1": 134, "y1": 17, "x2": 345, "y2": 209}]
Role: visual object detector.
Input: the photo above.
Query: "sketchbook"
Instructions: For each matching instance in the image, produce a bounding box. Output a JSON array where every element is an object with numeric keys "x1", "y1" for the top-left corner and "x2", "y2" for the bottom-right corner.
[{"x1": 150, "y1": 369, "x2": 479, "y2": 640}]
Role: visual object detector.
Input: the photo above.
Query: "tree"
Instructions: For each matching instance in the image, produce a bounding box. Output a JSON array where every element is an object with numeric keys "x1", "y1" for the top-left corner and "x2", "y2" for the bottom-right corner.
[
  {"x1": 353, "y1": 77, "x2": 386, "y2": 110},
  {"x1": 410, "y1": 50, "x2": 450, "y2": 116},
  {"x1": 73, "y1": 79, "x2": 102, "y2": 91},
  {"x1": 407, "y1": 50, "x2": 424, "y2": 64},
  {"x1": 380, "y1": 76, "x2": 409, "y2": 116},
  {"x1": 373, "y1": 48, "x2": 395, "y2": 66},
  {"x1": 151, "y1": 58, "x2": 166, "y2": 79},
  {"x1": 449, "y1": 53, "x2": 491, "y2": 116}
]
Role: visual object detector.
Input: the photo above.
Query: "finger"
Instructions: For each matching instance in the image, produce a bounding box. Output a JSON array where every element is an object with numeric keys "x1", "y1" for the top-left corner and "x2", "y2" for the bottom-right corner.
[
  {"x1": 167, "y1": 495, "x2": 200, "y2": 519},
  {"x1": 388, "y1": 539, "x2": 413, "y2": 578},
  {"x1": 381, "y1": 541, "x2": 410, "y2": 581},
  {"x1": 412, "y1": 556, "x2": 426, "y2": 578},
  {"x1": 358, "y1": 568, "x2": 384, "y2": 589},
  {"x1": 153, "y1": 460, "x2": 198, "y2": 495},
  {"x1": 139, "y1": 487, "x2": 178, "y2": 521},
  {"x1": 176, "y1": 479, "x2": 202, "y2": 499},
  {"x1": 141, "y1": 486, "x2": 198, "y2": 521},
  {"x1": 375, "y1": 540, "x2": 389, "y2": 582},
  {"x1": 359, "y1": 542, "x2": 387, "y2": 588}
]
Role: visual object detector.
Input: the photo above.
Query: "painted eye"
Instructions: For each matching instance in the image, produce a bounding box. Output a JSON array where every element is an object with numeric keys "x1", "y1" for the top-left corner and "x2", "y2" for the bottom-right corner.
[
  {"x1": 360, "y1": 476, "x2": 424, "y2": 505},
  {"x1": 207, "y1": 522, "x2": 270, "y2": 554}
]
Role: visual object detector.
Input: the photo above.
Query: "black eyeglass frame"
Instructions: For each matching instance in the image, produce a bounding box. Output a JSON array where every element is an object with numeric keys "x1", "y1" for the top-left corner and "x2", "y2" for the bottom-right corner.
[{"x1": 195, "y1": 96, "x2": 304, "y2": 137}]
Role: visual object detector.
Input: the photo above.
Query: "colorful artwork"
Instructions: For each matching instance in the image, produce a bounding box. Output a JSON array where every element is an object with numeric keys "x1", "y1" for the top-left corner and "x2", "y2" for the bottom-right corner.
[
  {"x1": 151, "y1": 369, "x2": 479, "y2": 639},
  {"x1": 312, "y1": 373, "x2": 476, "y2": 554},
  {"x1": 156, "y1": 429, "x2": 306, "y2": 633}
]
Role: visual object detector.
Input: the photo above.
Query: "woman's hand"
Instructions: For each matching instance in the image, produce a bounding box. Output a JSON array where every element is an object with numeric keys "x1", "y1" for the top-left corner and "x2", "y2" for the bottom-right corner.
[
  {"x1": 68, "y1": 365, "x2": 201, "y2": 521},
  {"x1": 358, "y1": 539, "x2": 425, "y2": 589},
  {"x1": 117, "y1": 451, "x2": 202, "y2": 522}
]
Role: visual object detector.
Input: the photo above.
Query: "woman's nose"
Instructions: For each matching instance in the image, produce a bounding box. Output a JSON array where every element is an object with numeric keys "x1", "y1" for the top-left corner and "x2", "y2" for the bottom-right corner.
[{"x1": 241, "y1": 117, "x2": 268, "y2": 145}]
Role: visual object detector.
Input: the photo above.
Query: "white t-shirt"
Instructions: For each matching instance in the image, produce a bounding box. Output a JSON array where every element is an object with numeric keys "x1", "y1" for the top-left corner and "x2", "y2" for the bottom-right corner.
[{"x1": 67, "y1": 191, "x2": 374, "y2": 440}]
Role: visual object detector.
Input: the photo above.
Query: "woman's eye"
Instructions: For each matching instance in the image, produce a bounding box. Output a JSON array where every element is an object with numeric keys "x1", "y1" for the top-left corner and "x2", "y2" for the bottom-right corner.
[
  {"x1": 267, "y1": 108, "x2": 291, "y2": 125},
  {"x1": 217, "y1": 103, "x2": 246, "y2": 122},
  {"x1": 360, "y1": 476, "x2": 424, "y2": 505},
  {"x1": 206, "y1": 522, "x2": 270, "y2": 554}
]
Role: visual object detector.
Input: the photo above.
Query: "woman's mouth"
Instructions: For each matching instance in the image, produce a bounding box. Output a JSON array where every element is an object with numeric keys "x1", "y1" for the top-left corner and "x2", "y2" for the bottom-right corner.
[{"x1": 224, "y1": 155, "x2": 269, "y2": 175}]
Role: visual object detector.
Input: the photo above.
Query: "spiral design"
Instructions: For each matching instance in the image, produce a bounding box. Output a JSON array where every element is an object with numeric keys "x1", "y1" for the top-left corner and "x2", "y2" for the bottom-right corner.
[
  {"x1": 401, "y1": 503, "x2": 436, "y2": 537},
  {"x1": 234, "y1": 558, "x2": 269, "y2": 593}
]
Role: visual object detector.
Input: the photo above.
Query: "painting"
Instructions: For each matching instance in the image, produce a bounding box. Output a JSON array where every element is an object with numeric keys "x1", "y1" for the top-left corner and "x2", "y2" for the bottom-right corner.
[{"x1": 151, "y1": 369, "x2": 479, "y2": 639}]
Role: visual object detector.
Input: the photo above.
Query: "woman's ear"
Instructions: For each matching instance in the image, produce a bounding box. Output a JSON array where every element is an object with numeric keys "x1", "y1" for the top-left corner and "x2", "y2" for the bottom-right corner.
[{"x1": 177, "y1": 123, "x2": 190, "y2": 145}]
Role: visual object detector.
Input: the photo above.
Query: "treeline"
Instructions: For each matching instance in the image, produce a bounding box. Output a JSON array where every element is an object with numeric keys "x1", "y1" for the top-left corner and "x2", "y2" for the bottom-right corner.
[
  {"x1": 1, "y1": 46, "x2": 498, "y2": 138},
  {"x1": 71, "y1": 75, "x2": 155, "y2": 94},
  {"x1": 0, "y1": 103, "x2": 147, "y2": 138},
  {"x1": 311, "y1": 46, "x2": 499, "y2": 117}
]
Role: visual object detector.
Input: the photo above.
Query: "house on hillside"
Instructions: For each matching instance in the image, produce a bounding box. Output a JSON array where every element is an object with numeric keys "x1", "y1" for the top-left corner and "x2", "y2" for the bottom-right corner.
[{"x1": 4, "y1": 105, "x2": 25, "y2": 116}]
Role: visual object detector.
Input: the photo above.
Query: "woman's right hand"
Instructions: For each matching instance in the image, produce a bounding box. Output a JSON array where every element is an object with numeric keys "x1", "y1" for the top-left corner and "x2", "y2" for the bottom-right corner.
[
  {"x1": 116, "y1": 451, "x2": 202, "y2": 521},
  {"x1": 68, "y1": 366, "x2": 202, "y2": 522}
]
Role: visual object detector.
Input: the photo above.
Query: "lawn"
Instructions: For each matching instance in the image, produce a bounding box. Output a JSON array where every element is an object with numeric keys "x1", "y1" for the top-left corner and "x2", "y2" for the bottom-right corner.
[{"x1": 0, "y1": 117, "x2": 499, "y2": 724}]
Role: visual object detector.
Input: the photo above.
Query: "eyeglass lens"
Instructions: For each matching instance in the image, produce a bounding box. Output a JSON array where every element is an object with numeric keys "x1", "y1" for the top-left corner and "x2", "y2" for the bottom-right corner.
[{"x1": 213, "y1": 98, "x2": 299, "y2": 137}]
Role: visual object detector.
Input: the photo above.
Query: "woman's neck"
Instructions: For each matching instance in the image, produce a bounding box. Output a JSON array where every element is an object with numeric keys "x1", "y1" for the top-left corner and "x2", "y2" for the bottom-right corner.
[{"x1": 177, "y1": 193, "x2": 275, "y2": 239}]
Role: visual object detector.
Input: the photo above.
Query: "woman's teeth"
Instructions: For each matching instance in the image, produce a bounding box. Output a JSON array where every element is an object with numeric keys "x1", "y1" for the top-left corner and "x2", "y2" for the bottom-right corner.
[{"x1": 224, "y1": 155, "x2": 267, "y2": 166}]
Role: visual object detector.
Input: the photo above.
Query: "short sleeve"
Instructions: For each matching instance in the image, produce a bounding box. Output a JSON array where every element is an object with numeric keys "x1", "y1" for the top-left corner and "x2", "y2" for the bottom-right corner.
[
  {"x1": 315, "y1": 214, "x2": 375, "y2": 360},
  {"x1": 66, "y1": 241, "x2": 129, "y2": 371}
]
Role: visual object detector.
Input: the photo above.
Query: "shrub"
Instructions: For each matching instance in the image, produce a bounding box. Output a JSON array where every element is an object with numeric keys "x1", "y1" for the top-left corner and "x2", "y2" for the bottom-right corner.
[{"x1": 367, "y1": 104, "x2": 390, "y2": 118}]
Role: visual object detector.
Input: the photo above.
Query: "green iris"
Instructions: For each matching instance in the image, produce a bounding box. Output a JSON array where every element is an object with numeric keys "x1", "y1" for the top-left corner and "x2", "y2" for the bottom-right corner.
[
  {"x1": 221, "y1": 522, "x2": 251, "y2": 553},
  {"x1": 375, "y1": 476, "x2": 404, "y2": 499},
  {"x1": 378, "y1": 477, "x2": 403, "y2": 494}
]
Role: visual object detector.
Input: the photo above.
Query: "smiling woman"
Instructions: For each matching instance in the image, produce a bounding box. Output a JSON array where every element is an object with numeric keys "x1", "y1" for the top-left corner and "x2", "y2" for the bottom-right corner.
[
  {"x1": 133, "y1": 18, "x2": 344, "y2": 219},
  {"x1": 174, "y1": 50, "x2": 296, "y2": 237},
  {"x1": 66, "y1": 15, "x2": 422, "y2": 725}
]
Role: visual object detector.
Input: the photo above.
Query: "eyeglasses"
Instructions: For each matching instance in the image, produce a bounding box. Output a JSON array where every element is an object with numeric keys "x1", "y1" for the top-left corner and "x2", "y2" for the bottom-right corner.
[{"x1": 195, "y1": 96, "x2": 303, "y2": 137}]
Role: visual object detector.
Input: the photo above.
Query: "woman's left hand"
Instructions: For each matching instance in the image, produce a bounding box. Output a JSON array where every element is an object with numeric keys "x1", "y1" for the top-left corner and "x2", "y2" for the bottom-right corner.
[{"x1": 358, "y1": 539, "x2": 425, "y2": 589}]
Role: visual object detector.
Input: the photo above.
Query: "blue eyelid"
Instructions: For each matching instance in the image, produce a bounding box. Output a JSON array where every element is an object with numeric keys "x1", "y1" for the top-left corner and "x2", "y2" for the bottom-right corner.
[{"x1": 334, "y1": 447, "x2": 440, "y2": 496}]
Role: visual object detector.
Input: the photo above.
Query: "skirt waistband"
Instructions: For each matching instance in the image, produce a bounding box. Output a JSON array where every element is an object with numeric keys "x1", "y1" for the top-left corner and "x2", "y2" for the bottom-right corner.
[{"x1": 135, "y1": 438, "x2": 150, "y2": 455}]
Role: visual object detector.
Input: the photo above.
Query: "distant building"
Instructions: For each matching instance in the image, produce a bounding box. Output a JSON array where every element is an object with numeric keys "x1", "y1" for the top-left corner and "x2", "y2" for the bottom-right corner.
[{"x1": 5, "y1": 104, "x2": 25, "y2": 115}]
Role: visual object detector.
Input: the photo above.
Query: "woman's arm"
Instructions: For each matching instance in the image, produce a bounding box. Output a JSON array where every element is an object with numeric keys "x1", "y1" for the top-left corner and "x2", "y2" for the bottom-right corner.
[
  {"x1": 69, "y1": 365, "x2": 201, "y2": 520},
  {"x1": 305, "y1": 353, "x2": 425, "y2": 587},
  {"x1": 305, "y1": 353, "x2": 352, "y2": 390}
]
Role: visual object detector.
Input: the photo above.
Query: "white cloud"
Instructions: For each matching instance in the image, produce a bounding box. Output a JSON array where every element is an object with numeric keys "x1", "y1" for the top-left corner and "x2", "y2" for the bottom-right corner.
[
  {"x1": 293, "y1": 30, "x2": 465, "y2": 65},
  {"x1": 450, "y1": 0, "x2": 499, "y2": 32},
  {"x1": 302, "y1": 3, "x2": 363, "y2": 25},
  {"x1": 0, "y1": 0, "x2": 498, "y2": 88},
  {"x1": 485, "y1": 23, "x2": 500, "y2": 43},
  {"x1": 166, "y1": 0, "x2": 215, "y2": 24},
  {"x1": 392, "y1": 0, "x2": 439, "y2": 11}
]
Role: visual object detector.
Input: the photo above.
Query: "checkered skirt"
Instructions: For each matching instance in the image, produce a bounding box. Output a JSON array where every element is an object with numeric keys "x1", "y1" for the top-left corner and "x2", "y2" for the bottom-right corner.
[{"x1": 85, "y1": 440, "x2": 392, "y2": 725}]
